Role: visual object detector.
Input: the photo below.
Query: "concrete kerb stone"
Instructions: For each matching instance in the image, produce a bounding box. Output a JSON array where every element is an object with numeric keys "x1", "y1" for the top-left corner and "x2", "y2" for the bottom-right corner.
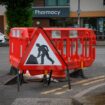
[{"x1": 11, "y1": 98, "x2": 74, "y2": 105}]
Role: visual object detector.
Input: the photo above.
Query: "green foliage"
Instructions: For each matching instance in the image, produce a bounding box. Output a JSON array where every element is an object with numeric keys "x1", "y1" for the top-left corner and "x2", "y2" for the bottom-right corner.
[{"x1": 0, "y1": 0, "x2": 34, "y2": 33}]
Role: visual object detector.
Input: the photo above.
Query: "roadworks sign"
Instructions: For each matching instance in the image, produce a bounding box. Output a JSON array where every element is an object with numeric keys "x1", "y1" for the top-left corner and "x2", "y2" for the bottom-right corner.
[{"x1": 19, "y1": 28, "x2": 66, "y2": 71}]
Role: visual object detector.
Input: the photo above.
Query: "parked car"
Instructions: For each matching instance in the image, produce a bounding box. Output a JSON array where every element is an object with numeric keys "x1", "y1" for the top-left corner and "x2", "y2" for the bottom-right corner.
[{"x1": 0, "y1": 32, "x2": 8, "y2": 46}]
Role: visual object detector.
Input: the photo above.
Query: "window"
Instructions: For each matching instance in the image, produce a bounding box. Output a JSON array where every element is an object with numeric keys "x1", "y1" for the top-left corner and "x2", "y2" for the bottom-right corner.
[
  {"x1": 58, "y1": 0, "x2": 69, "y2": 6},
  {"x1": 45, "y1": 0, "x2": 57, "y2": 6},
  {"x1": 81, "y1": 17, "x2": 105, "y2": 35},
  {"x1": 45, "y1": 0, "x2": 69, "y2": 6}
]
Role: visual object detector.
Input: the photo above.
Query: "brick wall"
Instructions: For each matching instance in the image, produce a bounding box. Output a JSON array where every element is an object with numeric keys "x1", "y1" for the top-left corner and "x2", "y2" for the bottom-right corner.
[
  {"x1": 0, "y1": 16, "x2": 4, "y2": 33},
  {"x1": 33, "y1": 0, "x2": 44, "y2": 6}
]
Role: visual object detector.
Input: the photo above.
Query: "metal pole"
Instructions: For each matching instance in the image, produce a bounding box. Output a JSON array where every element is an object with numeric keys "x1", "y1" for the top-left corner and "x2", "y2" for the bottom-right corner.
[
  {"x1": 17, "y1": 69, "x2": 20, "y2": 92},
  {"x1": 77, "y1": 0, "x2": 80, "y2": 27},
  {"x1": 66, "y1": 68, "x2": 71, "y2": 89}
]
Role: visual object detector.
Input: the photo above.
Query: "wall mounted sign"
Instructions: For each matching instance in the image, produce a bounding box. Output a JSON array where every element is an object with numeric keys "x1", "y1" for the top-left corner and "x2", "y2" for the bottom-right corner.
[{"x1": 32, "y1": 7, "x2": 70, "y2": 17}]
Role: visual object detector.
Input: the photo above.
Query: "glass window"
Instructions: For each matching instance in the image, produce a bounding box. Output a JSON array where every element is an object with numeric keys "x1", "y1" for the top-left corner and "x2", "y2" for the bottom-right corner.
[
  {"x1": 97, "y1": 18, "x2": 105, "y2": 35},
  {"x1": 45, "y1": 0, "x2": 57, "y2": 6},
  {"x1": 45, "y1": 0, "x2": 69, "y2": 6},
  {"x1": 58, "y1": 0, "x2": 69, "y2": 6},
  {"x1": 81, "y1": 17, "x2": 105, "y2": 35}
]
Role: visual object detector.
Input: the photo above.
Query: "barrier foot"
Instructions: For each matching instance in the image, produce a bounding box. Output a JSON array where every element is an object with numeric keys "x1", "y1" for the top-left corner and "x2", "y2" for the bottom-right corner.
[
  {"x1": 79, "y1": 69, "x2": 87, "y2": 79},
  {"x1": 5, "y1": 71, "x2": 26, "y2": 85},
  {"x1": 9, "y1": 66, "x2": 18, "y2": 75},
  {"x1": 4, "y1": 75, "x2": 17, "y2": 85},
  {"x1": 66, "y1": 68, "x2": 71, "y2": 89},
  {"x1": 48, "y1": 70, "x2": 52, "y2": 86},
  {"x1": 70, "y1": 69, "x2": 86, "y2": 79}
]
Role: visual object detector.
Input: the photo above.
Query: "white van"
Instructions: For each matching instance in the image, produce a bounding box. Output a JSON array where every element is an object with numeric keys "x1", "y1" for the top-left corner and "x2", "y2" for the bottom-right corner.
[{"x1": 0, "y1": 32, "x2": 6, "y2": 44}]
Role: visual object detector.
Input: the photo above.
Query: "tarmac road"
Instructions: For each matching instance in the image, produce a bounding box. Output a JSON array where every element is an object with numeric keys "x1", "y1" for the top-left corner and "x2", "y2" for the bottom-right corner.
[
  {"x1": 0, "y1": 46, "x2": 105, "y2": 105},
  {"x1": 0, "y1": 47, "x2": 10, "y2": 76}
]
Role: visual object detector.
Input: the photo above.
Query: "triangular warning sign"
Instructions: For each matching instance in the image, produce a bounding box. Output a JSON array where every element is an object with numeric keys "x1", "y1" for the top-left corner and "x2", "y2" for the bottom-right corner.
[{"x1": 19, "y1": 28, "x2": 67, "y2": 71}]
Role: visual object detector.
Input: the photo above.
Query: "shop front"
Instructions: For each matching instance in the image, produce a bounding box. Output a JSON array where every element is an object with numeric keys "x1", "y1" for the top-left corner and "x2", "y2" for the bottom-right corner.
[
  {"x1": 63, "y1": 17, "x2": 105, "y2": 40},
  {"x1": 80, "y1": 17, "x2": 105, "y2": 39},
  {"x1": 81, "y1": 17, "x2": 105, "y2": 35}
]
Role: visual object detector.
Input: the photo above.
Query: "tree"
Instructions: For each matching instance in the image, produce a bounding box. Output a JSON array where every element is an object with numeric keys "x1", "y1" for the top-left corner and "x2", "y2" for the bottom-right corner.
[
  {"x1": 0, "y1": 0, "x2": 34, "y2": 33},
  {"x1": 0, "y1": 0, "x2": 34, "y2": 75}
]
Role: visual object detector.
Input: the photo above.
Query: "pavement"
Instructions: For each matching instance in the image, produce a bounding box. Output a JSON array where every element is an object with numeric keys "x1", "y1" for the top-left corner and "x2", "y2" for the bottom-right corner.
[
  {"x1": 72, "y1": 45, "x2": 105, "y2": 105},
  {"x1": 0, "y1": 46, "x2": 105, "y2": 105},
  {"x1": 96, "y1": 41, "x2": 105, "y2": 46},
  {"x1": 74, "y1": 83, "x2": 105, "y2": 105}
]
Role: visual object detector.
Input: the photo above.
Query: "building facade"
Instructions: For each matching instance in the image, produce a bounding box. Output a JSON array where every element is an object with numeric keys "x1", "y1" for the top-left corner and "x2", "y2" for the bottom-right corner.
[
  {"x1": 0, "y1": 0, "x2": 105, "y2": 39},
  {"x1": 33, "y1": 0, "x2": 105, "y2": 39},
  {"x1": 0, "y1": 5, "x2": 6, "y2": 33},
  {"x1": 32, "y1": 0, "x2": 70, "y2": 27},
  {"x1": 70, "y1": 0, "x2": 105, "y2": 39}
]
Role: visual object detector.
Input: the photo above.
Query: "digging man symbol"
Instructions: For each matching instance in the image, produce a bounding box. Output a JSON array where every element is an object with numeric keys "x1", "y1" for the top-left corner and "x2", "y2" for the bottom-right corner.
[{"x1": 36, "y1": 43, "x2": 54, "y2": 64}]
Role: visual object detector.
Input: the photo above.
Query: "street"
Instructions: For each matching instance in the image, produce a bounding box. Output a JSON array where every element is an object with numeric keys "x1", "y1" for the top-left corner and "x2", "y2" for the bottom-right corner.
[
  {"x1": 0, "y1": 46, "x2": 105, "y2": 105},
  {"x1": 0, "y1": 47, "x2": 10, "y2": 76}
]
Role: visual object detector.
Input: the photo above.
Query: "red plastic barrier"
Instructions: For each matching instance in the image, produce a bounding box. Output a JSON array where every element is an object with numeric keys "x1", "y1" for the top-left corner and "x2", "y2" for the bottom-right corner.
[
  {"x1": 9, "y1": 28, "x2": 44, "y2": 75},
  {"x1": 44, "y1": 28, "x2": 96, "y2": 70},
  {"x1": 9, "y1": 27, "x2": 96, "y2": 77}
]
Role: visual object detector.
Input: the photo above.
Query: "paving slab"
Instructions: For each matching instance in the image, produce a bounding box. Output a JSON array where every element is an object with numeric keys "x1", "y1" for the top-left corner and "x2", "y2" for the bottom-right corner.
[
  {"x1": 73, "y1": 83, "x2": 105, "y2": 105},
  {"x1": 12, "y1": 98, "x2": 73, "y2": 105}
]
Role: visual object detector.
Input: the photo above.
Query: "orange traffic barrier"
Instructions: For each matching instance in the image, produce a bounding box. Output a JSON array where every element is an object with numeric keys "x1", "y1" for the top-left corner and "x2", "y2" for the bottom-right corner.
[{"x1": 9, "y1": 27, "x2": 96, "y2": 79}]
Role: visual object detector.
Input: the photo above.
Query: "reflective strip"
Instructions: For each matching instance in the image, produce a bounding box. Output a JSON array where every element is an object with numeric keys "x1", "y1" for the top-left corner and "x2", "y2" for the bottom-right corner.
[
  {"x1": 11, "y1": 43, "x2": 14, "y2": 53},
  {"x1": 81, "y1": 61, "x2": 84, "y2": 69},
  {"x1": 12, "y1": 29, "x2": 20, "y2": 37},
  {"x1": 20, "y1": 45, "x2": 22, "y2": 57}
]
